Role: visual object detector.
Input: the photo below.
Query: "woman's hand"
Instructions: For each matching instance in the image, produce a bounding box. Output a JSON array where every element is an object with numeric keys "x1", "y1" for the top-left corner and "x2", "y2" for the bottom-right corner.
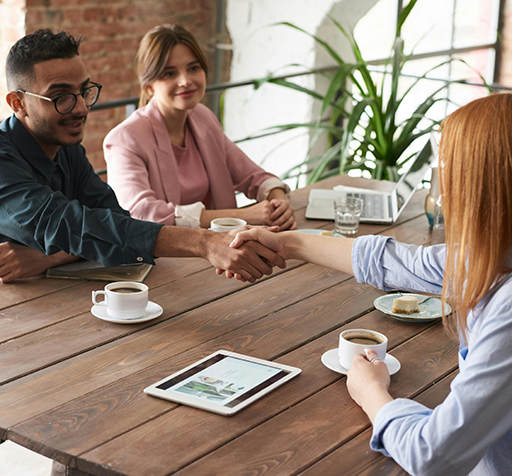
[
  {"x1": 242, "y1": 200, "x2": 276, "y2": 226},
  {"x1": 242, "y1": 199, "x2": 296, "y2": 230},
  {"x1": 346, "y1": 349, "x2": 393, "y2": 423},
  {"x1": 269, "y1": 199, "x2": 296, "y2": 230}
]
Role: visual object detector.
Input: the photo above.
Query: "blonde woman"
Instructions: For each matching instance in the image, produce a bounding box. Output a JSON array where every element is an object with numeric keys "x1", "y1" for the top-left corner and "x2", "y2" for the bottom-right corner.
[
  {"x1": 231, "y1": 94, "x2": 512, "y2": 475},
  {"x1": 104, "y1": 25, "x2": 295, "y2": 230}
]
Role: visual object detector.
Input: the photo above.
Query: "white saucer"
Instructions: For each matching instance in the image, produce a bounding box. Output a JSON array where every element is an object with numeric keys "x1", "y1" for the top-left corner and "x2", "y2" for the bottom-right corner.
[
  {"x1": 374, "y1": 293, "x2": 451, "y2": 322},
  {"x1": 91, "y1": 301, "x2": 163, "y2": 324},
  {"x1": 321, "y1": 348, "x2": 401, "y2": 375}
]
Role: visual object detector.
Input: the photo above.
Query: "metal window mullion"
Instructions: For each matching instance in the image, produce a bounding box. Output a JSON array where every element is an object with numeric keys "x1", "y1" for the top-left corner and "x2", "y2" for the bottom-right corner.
[
  {"x1": 366, "y1": 42, "x2": 500, "y2": 66},
  {"x1": 494, "y1": 0, "x2": 506, "y2": 83},
  {"x1": 445, "y1": 0, "x2": 457, "y2": 116}
]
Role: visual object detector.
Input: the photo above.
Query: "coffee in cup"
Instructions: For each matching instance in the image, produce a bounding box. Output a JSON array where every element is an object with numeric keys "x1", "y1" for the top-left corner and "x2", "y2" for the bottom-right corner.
[
  {"x1": 338, "y1": 329, "x2": 387, "y2": 370},
  {"x1": 210, "y1": 218, "x2": 247, "y2": 232},
  {"x1": 109, "y1": 287, "x2": 143, "y2": 294},
  {"x1": 92, "y1": 281, "x2": 149, "y2": 319}
]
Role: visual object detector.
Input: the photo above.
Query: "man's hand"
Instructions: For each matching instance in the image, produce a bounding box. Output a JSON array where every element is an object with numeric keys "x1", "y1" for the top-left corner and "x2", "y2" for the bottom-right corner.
[
  {"x1": 0, "y1": 242, "x2": 78, "y2": 283},
  {"x1": 208, "y1": 228, "x2": 286, "y2": 283}
]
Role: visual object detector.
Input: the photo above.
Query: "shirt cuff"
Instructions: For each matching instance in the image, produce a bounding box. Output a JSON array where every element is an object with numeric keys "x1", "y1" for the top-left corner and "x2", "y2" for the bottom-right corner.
[
  {"x1": 370, "y1": 398, "x2": 433, "y2": 456},
  {"x1": 123, "y1": 219, "x2": 163, "y2": 266},
  {"x1": 175, "y1": 202, "x2": 205, "y2": 228},
  {"x1": 257, "y1": 177, "x2": 291, "y2": 202}
]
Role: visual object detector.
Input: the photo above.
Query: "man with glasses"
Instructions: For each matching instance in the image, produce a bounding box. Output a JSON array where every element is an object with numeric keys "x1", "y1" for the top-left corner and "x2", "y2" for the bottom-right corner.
[
  {"x1": 0, "y1": 29, "x2": 284, "y2": 290},
  {"x1": 16, "y1": 81, "x2": 102, "y2": 116}
]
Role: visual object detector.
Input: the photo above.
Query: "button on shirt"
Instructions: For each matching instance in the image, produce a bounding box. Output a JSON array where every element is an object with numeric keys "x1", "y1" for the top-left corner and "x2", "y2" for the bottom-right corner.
[
  {"x1": 352, "y1": 235, "x2": 512, "y2": 476},
  {"x1": 0, "y1": 115, "x2": 163, "y2": 266}
]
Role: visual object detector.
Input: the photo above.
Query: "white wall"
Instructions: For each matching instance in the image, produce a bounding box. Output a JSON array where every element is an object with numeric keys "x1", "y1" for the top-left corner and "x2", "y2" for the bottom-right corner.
[{"x1": 225, "y1": 0, "x2": 379, "y2": 191}]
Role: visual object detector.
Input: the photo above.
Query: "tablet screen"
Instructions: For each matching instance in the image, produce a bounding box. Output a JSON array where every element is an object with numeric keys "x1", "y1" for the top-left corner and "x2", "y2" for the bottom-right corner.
[{"x1": 156, "y1": 353, "x2": 290, "y2": 408}]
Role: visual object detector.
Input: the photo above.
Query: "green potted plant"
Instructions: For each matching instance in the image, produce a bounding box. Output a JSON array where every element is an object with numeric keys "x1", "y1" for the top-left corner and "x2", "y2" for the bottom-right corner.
[{"x1": 250, "y1": 0, "x2": 487, "y2": 185}]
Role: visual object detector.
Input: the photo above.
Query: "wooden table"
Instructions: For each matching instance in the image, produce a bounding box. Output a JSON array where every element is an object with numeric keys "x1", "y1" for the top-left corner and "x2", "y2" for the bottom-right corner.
[{"x1": 0, "y1": 176, "x2": 458, "y2": 476}]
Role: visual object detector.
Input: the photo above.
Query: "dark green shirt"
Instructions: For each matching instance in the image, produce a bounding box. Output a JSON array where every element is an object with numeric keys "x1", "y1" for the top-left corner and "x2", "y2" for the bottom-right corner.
[{"x1": 0, "y1": 115, "x2": 163, "y2": 266}]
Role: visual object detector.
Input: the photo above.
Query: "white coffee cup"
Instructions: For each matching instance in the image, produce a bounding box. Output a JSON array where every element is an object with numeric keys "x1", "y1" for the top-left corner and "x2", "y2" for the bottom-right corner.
[
  {"x1": 92, "y1": 281, "x2": 149, "y2": 319},
  {"x1": 210, "y1": 218, "x2": 247, "y2": 232},
  {"x1": 338, "y1": 329, "x2": 388, "y2": 370}
]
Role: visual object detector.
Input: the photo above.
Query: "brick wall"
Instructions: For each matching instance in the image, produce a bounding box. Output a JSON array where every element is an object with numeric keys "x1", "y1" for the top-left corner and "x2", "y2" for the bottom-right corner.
[
  {"x1": 0, "y1": 0, "x2": 26, "y2": 119},
  {"x1": 0, "y1": 0, "x2": 230, "y2": 172}
]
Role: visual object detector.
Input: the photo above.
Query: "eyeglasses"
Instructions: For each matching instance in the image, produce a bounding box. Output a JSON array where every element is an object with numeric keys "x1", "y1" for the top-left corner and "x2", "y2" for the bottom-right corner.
[{"x1": 16, "y1": 82, "x2": 102, "y2": 114}]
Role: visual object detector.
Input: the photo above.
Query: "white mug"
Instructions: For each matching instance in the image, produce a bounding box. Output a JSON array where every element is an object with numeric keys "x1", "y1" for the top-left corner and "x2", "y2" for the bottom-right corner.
[
  {"x1": 210, "y1": 218, "x2": 247, "y2": 232},
  {"x1": 338, "y1": 329, "x2": 387, "y2": 370},
  {"x1": 92, "y1": 281, "x2": 149, "y2": 319}
]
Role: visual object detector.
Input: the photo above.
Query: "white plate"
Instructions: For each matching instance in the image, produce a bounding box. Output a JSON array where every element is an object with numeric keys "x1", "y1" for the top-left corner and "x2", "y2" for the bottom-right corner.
[
  {"x1": 91, "y1": 301, "x2": 163, "y2": 324},
  {"x1": 295, "y1": 229, "x2": 345, "y2": 237},
  {"x1": 374, "y1": 293, "x2": 451, "y2": 322},
  {"x1": 321, "y1": 348, "x2": 401, "y2": 375}
]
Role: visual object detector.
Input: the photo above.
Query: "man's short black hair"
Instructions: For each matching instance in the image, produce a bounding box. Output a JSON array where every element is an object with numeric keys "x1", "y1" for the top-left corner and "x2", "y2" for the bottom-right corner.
[{"x1": 6, "y1": 29, "x2": 82, "y2": 91}]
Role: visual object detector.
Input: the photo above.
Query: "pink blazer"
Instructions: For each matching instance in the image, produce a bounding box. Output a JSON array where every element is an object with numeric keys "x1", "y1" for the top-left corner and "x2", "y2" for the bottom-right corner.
[{"x1": 103, "y1": 100, "x2": 278, "y2": 225}]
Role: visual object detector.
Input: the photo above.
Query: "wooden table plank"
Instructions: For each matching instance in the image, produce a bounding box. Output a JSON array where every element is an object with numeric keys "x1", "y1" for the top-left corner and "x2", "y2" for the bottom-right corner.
[
  {"x1": 0, "y1": 262, "x2": 351, "y2": 429},
  {"x1": 0, "y1": 278, "x2": 81, "y2": 311},
  {"x1": 75, "y1": 321, "x2": 455, "y2": 476},
  {"x1": 298, "y1": 371, "x2": 459, "y2": 476},
  {"x1": 0, "y1": 257, "x2": 210, "y2": 343},
  {"x1": 7, "y1": 277, "x2": 381, "y2": 460},
  {"x1": 70, "y1": 309, "x2": 436, "y2": 476},
  {"x1": 0, "y1": 258, "x2": 302, "y2": 384},
  {"x1": 169, "y1": 324, "x2": 457, "y2": 476}
]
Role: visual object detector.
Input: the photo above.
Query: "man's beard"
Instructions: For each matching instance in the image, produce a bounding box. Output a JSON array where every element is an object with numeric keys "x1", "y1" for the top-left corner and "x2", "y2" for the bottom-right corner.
[{"x1": 31, "y1": 110, "x2": 87, "y2": 148}]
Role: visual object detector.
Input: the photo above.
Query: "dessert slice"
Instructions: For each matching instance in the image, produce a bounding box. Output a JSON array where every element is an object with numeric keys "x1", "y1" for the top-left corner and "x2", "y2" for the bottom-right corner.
[{"x1": 392, "y1": 295, "x2": 419, "y2": 314}]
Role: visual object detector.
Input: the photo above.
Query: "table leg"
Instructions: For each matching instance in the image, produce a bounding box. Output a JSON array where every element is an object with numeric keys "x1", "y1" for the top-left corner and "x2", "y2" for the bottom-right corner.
[{"x1": 51, "y1": 461, "x2": 94, "y2": 476}]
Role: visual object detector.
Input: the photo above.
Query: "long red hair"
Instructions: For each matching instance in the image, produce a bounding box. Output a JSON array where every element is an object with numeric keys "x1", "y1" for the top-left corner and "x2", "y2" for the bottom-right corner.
[{"x1": 440, "y1": 94, "x2": 512, "y2": 338}]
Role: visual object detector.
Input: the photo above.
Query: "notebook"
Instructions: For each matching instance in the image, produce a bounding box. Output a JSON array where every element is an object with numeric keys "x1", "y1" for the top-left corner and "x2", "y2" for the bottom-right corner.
[
  {"x1": 305, "y1": 138, "x2": 435, "y2": 224},
  {"x1": 46, "y1": 260, "x2": 153, "y2": 282}
]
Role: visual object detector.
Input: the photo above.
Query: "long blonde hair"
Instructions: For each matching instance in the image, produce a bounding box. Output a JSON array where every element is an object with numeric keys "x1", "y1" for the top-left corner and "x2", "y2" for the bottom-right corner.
[
  {"x1": 135, "y1": 24, "x2": 208, "y2": 108},
  {"x1": 440, "y1": 94, "x2": 512, "y2": 338}
]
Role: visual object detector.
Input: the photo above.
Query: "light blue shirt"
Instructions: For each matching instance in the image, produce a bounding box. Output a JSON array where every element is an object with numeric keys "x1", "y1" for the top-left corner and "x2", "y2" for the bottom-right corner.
[{"x1": 352, "y1": 235, "x2": 512, "y2": 476}]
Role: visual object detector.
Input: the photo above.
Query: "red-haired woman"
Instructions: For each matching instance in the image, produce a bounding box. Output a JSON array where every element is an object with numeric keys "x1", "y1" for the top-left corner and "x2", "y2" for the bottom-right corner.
[
  {"x1": 104, "y1": 25, "x2": 295, "y2": 230},
  {"x1": 231, "y1": 94, "x2": 512, "y2": 475}
]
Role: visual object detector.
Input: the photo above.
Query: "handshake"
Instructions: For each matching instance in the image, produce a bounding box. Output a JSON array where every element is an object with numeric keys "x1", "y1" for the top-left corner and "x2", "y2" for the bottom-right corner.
[{"x1": 211, "y1": 226, "x2": 290, "y2": 283}]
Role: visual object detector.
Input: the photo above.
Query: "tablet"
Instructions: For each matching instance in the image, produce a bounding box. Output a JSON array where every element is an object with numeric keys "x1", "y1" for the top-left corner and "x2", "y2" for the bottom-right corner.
[{"x1": 144, "y1": 350, "x2": 301, "y2": 416}]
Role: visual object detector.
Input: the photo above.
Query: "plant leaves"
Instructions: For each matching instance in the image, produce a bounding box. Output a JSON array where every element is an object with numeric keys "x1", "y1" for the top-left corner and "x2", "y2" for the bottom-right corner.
[{"x1": 396, "y1": 0, "x2": 419, "y2": 36}]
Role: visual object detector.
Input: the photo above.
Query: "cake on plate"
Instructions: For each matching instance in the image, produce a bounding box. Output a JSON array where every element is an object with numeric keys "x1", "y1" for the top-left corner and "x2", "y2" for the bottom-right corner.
[{"x1": 392, "y1": 295, "x2": 420, "y2": 314}]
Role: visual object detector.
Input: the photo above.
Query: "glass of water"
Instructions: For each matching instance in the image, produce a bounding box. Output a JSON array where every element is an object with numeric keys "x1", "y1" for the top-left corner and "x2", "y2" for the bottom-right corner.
[{"x1": 334, "y1": 197, "x2": 364, "y2": 235}]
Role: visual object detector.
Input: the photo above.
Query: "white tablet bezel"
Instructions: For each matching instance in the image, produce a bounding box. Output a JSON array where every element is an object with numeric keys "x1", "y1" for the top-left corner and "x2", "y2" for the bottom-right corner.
[{"x1": 143, "y1": 350, "x2": 302, "y2": 416}]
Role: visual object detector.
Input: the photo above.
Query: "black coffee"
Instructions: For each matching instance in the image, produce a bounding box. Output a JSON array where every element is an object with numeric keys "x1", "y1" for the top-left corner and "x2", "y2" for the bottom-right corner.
[
  {"x1": 346, "y1": 336, "x2": 382, "y2": 345},
  {"x1": 111, "y1": 287, "x2": 142, "y2": 294}
]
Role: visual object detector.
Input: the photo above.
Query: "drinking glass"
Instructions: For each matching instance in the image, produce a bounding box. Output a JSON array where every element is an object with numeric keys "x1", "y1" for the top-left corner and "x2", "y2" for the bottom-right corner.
[{"x1": 334, "y1": 197, "x2": 364, "y2": 235}]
